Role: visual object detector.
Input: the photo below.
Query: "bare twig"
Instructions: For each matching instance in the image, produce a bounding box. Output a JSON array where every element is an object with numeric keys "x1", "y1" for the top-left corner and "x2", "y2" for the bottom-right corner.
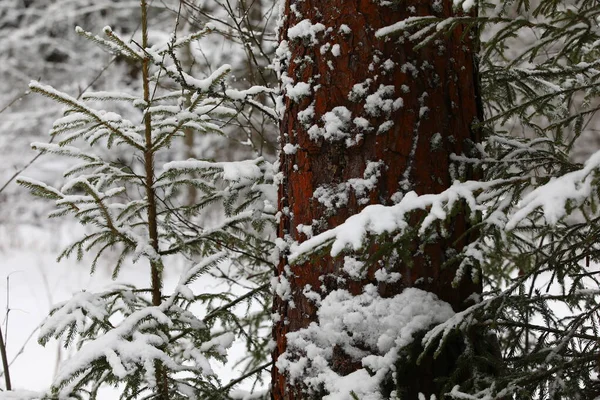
[
  {"x1": 4, "y1": 275, "x2": 10, "y2": 347},
  {"x1": 2, "y1": 327, "x2": 38, "y2": 375},
  {"x1": 0, "y1": 321, "x2": 11, "y2": 390},
  {"x1": 0, "y1": 90, "x2": 29, "y2": 117},
  {"x1": 0, "y1": 57, "x2": 117, "y2": 197}
]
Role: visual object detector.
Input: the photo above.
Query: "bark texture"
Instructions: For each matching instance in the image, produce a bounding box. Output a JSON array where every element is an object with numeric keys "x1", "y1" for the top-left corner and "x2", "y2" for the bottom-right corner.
[{"x1": 273, "y1": 1, "x2": 482, "y2": 399}]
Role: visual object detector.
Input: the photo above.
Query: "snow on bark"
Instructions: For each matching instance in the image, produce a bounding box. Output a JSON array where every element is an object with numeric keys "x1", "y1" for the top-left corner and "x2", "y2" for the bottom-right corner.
[
  {"x1": 274, "y1": 0, "x2": 483, "y2": 398},
  {"x1": 276, "y1": 286, "x2": 454, "y2": 400}
]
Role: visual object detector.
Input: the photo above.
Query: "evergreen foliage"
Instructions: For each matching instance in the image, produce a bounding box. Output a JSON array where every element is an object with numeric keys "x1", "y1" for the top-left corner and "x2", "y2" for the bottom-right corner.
[{"x1": 5, "y1": 0, "x2": 600, "y2": 399}]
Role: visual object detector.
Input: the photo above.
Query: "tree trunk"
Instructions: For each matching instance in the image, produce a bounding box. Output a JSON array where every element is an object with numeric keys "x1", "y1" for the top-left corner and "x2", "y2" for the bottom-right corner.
[{"x1": 273, "y1": 1, "x2": 482, "y2": 399}]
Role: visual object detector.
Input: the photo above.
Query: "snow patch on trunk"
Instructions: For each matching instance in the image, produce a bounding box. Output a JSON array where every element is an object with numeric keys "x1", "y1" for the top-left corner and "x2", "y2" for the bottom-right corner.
[{"x1": 276, "y1": 285, "x2": 454, "y2": 399}]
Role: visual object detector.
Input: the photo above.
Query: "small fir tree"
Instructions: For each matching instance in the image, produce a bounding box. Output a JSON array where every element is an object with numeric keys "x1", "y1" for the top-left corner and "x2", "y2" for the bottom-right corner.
[{"x1": 15, "y1": 1, "x2": 276, "y2": 398}]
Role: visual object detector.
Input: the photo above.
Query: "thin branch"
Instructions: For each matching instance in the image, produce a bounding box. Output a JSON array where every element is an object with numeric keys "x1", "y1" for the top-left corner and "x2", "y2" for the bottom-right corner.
[
  {"x1": 0, "y1": 324, "x2": 11, "y2": 391},
  {"x1": 219, "y1": 361, "x2": 272, "y2": 395},
  {"x1": 0, "y1": 58, "x2": 117, "y2": 197}
]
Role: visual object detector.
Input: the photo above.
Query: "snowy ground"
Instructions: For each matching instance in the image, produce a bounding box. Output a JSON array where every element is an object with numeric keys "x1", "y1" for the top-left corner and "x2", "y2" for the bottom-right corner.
[
  {"x1": 0, "y1": 223, "x2": 256, "y2": 397},
  {"x1": 0, "y1": 224, "x2": 105, "y2": 393}
]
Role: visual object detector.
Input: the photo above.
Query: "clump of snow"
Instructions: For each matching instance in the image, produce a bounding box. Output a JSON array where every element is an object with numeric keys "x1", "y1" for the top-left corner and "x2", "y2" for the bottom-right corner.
[
  {"x1": 343, "y1": 256, "x2": 366, "y2": 279},
  {"x1": 322, "y1": 107, "x2": 352, "y2": 139},
  {"x1": 272, "y1": 275, "x2": 292, "y2": 301},
  {"x1": 393, "y1": 97, "x2": 404, "y2": 109},
  {"x1": 225, "y1": 85, "x2": 275, "y2": 101},
  {"x1": 164, "y1": 64, "x2": 232, "y2": 93},
  {"x1": 308, "y1": 106, "x2": 353, "y2": 142},
  {"x1": 222, "y1": 161, "x2": 262, "y2": 181},
  {"x1": 273, "y1": 39, "x2": 291, "y2": 118},
  {"x1": 286, "y1": 81, "x2": 312, "y2": 102},
  {"x1": 163, "y1": 158, "x2": 264, "y2": 182},
  {"x1": 507, "y1": 148, "x2": 600, "y2": 229},
  {"x1": 283, "y1": 143, "x2": 299, "y2": 155},
  {"x1": 377, "y1": 120, "x2": 394, "y2": 134},
  {"x1": 347, "y1": 161, "x2": 384, "y2": 204},
  {"x1": 374, "y1": 268, "x2": 401, "y2": 283},
  {"x1": 331, "y1": 44, "x2": 341, "y2": 57},
  {"x1": 353, "y1": 117, "x2": 371, "y2": 132},
  {"x1": 298, "y1": 105, "x2": 315, "y2": 127},
  {"x1": 348, "y1": 80, "x2": 372, "y2": 102},
  {"x1": 288, "y1": 19, "x2": 325, "y2": 44},
  {"x1": 297, "y1": 223, "x2": 314, "y2": 238},
  {"x1": 339, "y1": 25, "x2": 352, "y2": 35},
  {"x1": 365, "y1": 85, "x2": 396, "y2": 117},
  {"x1": 430, "y1": 132, "x2": 443, "y2": 150},
  {"x1": 401, "y1": 62, "x2": 419, "y2": 77},
  {"x1": 291, "y1": 179, "x2": 495, "y2": 262},
  {"x1": 314, "y1": 184, "x2": 349, "y2": 211},
  {"x1": 455, "y1": 0, "x2": 476, "y2": 12},
  {"x1": 382, "y1": 59, "x2": 395, "y2": 71},
  {"x1": 276, "y1": 285, "x2": 454, "y2": 400},
  {"x1": 313, "y1": 161, "x2": 383, "y2": 211},
  {"x1": 375, "y1": 16, "x2": 437, "y2": 38},
  {"x1": 39, "y1": 292, "x2": 108, "y2": 341}
]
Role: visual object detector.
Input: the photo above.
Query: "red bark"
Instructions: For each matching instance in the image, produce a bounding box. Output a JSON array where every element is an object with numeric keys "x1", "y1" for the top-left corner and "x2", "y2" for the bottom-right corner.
[{"x1": 273, "y1": 1, "x2": 482, "y2": 399}]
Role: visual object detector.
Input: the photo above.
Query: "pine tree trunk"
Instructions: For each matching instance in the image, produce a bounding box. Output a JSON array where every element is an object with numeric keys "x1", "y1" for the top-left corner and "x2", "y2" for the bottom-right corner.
[{"x1": 273, "y1": 1, "x2": 483, "y2": 399}]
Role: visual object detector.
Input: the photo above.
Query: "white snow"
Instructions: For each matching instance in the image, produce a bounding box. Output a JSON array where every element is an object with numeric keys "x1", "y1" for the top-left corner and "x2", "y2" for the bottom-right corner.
[
  {"x1": 364, "y1": 85, "x2": 396, "y2": 117},
  {"x1": 349, "y1": 80, "x2": 371, "y2": 102},
  {"x1": 225, "y1": 86, "x2": 275, "y2": 101},
  {"x1": 375, "y1": 17, "x2": 437, "y2": 38},
  {"x1": 290, "y1": 179, "x2": 500, "y2": 262},
  {"x1": 283, "y1": 143, "x2": 298, "y2": 155},
  {"x1": 298, "y1": 105, "x2": 315, "y2": 126},
  {"x1": 286, "y1": 81, "x2": 311, "y2": 101},
  {"x1": 507, "y1": 148, "x2": 600, "y2": 229},
  {"x1": 342, "y1": 256, "x2": 366, "y2": 279},
  {"x1": 353, "y1": 117, "x2": 371, "y2": 131},
  {"x1": 287, "y1": 19, "x2": 325, "y2": 44},
  {"x1": 29, "y1": 81, "x2": 145, "y2": 149},
  {"x1": 383, "y1": 59, "x2": 395, "y2": 71},
  {"x1": 339, "y1": 25, "x2": 352, "y2": 35},
  {"x1": 455, "y1": 0, "x2": 476, "y2": 12},
  {"x1": 331, "y1": 44, "x2": 341, "y2": 57},
  {"x1": 322, "y1": 107, "x2": 352, "y2": 140},
  {"x1": 312, "y1": 161, "x2": 383, "y2": 212},
  {"x1": 377, "y1": 120, "x2": 394, "y2": 134},
  {"x1": 163, "y1": 158, "x2": 264, "y2": 182},
  {"x1": 308, "y1": 106, "x2": 353, "y2": 142},
  {"x1": 163, "y1": 64, "x2": 232, "y2": 94},
  {"x1": 276, "y1": 285, "x2": 454, "y2": 400}
]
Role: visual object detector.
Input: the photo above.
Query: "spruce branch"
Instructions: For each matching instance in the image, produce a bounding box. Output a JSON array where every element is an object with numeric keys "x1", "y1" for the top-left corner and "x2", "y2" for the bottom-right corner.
[{"x1": 29, "y1": 81, "x2": 145, "y2": 150}]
